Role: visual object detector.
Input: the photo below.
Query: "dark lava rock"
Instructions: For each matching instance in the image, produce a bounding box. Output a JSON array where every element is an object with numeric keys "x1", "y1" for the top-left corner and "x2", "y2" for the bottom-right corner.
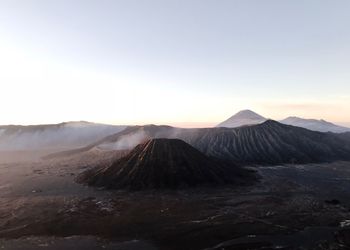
[
  {"x1": 325, "y1": 199, "x2": 341, "y2": 205},
  {"x1": 336, "y1": 228, "x2": 350, "y2": 246},
  {"x1": 77, "y1": 138, "x2": 246, "y2": 190}
]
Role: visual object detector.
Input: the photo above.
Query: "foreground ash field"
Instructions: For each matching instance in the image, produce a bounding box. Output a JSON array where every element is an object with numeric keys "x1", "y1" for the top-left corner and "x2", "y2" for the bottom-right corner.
[
  {"x1": 1, "y1": 116, "x2": 350, "y2": 250},
  {"x1": 1, "y1": 157, "x2": 350, "y2": 249}
]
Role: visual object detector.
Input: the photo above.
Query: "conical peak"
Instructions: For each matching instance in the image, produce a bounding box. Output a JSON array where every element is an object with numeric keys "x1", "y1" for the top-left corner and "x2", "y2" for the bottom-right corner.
[
  {"x1": 78, "y1": 138, "x2": 241, "y2": 190},
  {"x1": 233, "y1": 110, "x2": 265, "y2": 119}
]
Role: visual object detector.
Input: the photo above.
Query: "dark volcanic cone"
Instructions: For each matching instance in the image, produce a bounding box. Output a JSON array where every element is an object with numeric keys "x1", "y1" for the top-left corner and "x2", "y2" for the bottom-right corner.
[{"x1": 77, "y1": 138, "x2": 245, "y2": 190}]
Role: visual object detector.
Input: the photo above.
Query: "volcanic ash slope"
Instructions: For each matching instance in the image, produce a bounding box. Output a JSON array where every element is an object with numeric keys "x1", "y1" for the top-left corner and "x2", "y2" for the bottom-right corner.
[{"x1": 77, "y1": 138, "x2": 248, "y2": 190}]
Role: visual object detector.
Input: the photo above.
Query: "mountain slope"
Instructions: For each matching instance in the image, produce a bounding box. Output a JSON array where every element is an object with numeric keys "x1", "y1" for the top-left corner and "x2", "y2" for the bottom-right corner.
[
  {"x1": 0, "y1": 121, "x2": 126, "y2": 151},
  {"x1": 182, "y1": 120, "x2": 350, "y2": 164},
  {"x1": 77, "y1": 139, "x2": 244, "y2": 189},
  {"x1": 280, "y1": 117, "x2": 350, "y2": 133},
  {"x1": 338, "y1": 132, "x2": 350, "y2": 142},
  {"x1": 53, "y1": 121, "x2": 350, "y2": 165},
  {"x1": 216, "y1": 110, "x2": 267, "y2": 128}
]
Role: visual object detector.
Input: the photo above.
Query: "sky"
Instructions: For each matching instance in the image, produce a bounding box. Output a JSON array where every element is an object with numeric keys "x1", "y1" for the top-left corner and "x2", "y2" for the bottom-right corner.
[{"x1": 0, "y1": 0, "x2": 349, "y2": 127}]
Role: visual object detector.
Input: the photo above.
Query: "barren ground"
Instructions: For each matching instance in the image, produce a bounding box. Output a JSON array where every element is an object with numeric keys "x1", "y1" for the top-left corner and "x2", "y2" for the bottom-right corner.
[{"x1": 1, "y1": 153, "x2": 350, "y2": 249}]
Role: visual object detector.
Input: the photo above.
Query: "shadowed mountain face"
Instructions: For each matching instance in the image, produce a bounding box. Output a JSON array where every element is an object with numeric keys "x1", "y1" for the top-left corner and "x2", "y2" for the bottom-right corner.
[
  {"x1": 77, "y1": 139, "x2": 244, "y2": 189},
  {"x1": 338, "y1": 132, "x2": 350, "y2": 142},
  {"x1": 184, "y1": 120, "x2": 350, "y2": 164},
  {"x1": 54, "y1": 121, "x2": 350, "y2": 165},
  {"x1": 216, "y1": 110, "x2": 267, "y2": 128}
]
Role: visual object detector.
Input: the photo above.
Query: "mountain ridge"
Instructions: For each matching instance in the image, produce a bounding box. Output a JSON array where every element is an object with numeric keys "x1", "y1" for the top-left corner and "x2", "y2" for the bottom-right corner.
[
  {"x1": 280, "y1": 116, "x2": 350, "y2": 133},
  {"x1": 50, "y1": 120, "x2": 350, "y2": 165},
  {"x1": 0, "y1": 121, "x2": 126, "y2": 151},
  {"x1": 216, "y1": 110, "x2": 350, "y2": 133}
]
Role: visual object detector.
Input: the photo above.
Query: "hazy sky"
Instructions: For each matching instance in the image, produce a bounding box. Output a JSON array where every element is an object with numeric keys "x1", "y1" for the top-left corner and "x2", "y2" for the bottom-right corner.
[{"x1": 0, "y1": 0, "x2": 349, "y2": 127}]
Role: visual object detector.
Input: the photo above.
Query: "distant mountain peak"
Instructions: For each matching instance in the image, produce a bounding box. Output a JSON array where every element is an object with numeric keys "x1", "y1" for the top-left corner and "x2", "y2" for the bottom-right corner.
[
  {"x1": 216, "y1": 110, "x2": 267, "y2": 128},
  {"x1": 237, "y1": 109, "x2": 261, "y2": 115},
  {"x1": 234, "y1": 110, "x2": 265, "y2": 118},
  {"x1": 280, "y1": 116, "x2": 350, "y2": 133}
]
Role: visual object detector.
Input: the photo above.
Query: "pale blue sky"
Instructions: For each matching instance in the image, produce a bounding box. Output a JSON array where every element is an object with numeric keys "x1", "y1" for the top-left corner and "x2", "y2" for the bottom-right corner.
[{"x1": 0, "y1": 0, "x2": 349, "y2": 126}]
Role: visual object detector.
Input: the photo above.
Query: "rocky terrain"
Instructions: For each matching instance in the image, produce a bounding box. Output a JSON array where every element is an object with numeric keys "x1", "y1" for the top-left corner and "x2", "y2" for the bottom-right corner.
[
  {"x1": 52, "y1": 121, "x2": 350, "y2": 165},
  {"x1": 77, "y1": 139, "x2": 251, "y2": 190},
  {"x1": 1, "y1": 156, "x2": 350, "y2": 249},
  {"x1": 2, "y1": 120, "x2": 350, "y2": 250},
  {"x1": 183, "y1": 120, "x2": 350, "y2": 164}
]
